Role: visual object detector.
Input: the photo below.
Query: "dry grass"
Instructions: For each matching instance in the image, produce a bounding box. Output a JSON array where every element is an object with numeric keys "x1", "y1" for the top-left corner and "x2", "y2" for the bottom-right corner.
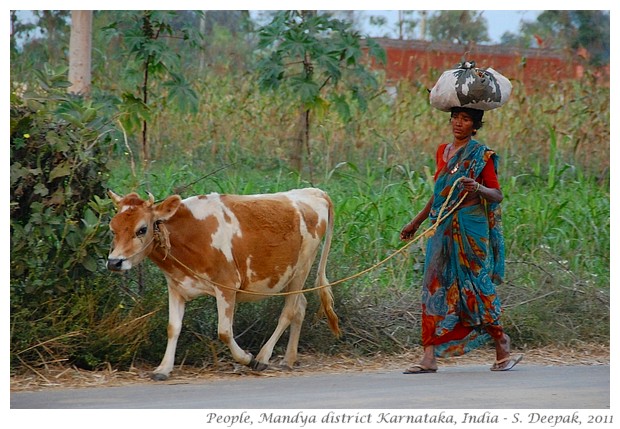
[{"x1": 10, "y1": 343, "x2": 609, "y2": 392}]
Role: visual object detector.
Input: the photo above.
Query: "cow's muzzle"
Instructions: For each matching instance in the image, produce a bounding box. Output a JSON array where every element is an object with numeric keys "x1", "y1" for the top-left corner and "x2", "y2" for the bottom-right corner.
[{"x1": 107, "y1": 258, "x2": 126, "y2": 271}]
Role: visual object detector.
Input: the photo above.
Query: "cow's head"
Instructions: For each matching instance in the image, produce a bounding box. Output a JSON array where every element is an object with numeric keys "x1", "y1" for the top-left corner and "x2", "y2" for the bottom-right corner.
[{"x1": 107, "y1": 190, "x2": 181, "y2": 271}]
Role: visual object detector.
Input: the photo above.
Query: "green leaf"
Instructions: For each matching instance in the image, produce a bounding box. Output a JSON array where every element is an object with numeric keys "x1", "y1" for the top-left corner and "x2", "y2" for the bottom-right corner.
[
  {"x1": 331, "y1": 94, "x2": 352, "y2": 122},
  {"x1": 46, "y1": 131, "x2": 70, "y2": 152},
  {"x1": 10, "y1": 163, "x2": 29, "y2": 185},
  {"x1": 119, "y1": 93, "x2": 151, "y2": 133},
  {"x1": 164, "y1": 72, "x2": 199, "y2": 114},
  {"x1": 258, "y1": 21, "x2": 284, "y2": 48},
  {"x1": 279, "y1": 28, "x2": 313, "y2": 59},
  {"x1": 365, "y1": 38, "x2": 387, "y2": 65},
  {"x1": 59, "y1": 111, "x2": 84, "y2": 128},
  {"x1": 33, "y1": 183, "x2": 49, "y2": 197},
  {"x1": 82, "y1": 107, "x2": 97, "y2": 123},
  {"x1": 315, "y1": 51, "x2": 342, "y2": 81},
  {"x1": 49, "y1": 162, "x2": 71, "y2": 181},
  {"x1": 290, "y1": 76, "x2": 320, "y2": 105},
  {"x1": 80, "y1": 255, "x2": 98, "y2": 272},
  {"x1": 65, "y1": 230, "x2": 82, "y2": 250},
  {"x1": 312, "y1": 96, "x2": 330, "y2": 121},
  {"x1": 82, "y1": 208, "x2": 99, "y2": 229}
]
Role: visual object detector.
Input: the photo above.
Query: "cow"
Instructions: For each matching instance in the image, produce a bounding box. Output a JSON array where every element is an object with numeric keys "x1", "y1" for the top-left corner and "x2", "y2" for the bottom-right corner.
[{"x1": 107, "y1": 188, "x2": 340, "y2": 380}]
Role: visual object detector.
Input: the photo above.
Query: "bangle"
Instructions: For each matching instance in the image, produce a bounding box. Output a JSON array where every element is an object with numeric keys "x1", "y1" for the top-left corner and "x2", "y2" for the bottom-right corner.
[{"x1": 475, "y1": 182, "x2": 480, "y2": 192}]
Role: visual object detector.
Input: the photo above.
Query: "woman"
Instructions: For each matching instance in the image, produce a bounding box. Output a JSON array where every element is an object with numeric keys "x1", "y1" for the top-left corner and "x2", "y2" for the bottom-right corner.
[{"x1": 400, "y1": 106, "x2": 522, "y2": 373}]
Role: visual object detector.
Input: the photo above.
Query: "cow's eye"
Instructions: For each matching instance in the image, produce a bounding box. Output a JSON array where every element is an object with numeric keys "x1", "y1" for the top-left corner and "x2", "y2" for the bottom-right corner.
[{"x1": 136, "y1": 226, "x2": 148, "y2": 237}]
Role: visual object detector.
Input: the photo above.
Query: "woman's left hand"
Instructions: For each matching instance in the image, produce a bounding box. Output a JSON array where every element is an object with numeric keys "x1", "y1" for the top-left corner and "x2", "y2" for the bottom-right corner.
[{"x1": 461, "y1": 177, "x2": 481, "y2": 193}]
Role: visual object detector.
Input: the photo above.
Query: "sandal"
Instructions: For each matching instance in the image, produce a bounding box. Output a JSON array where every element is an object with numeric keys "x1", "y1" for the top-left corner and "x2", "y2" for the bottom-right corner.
[
  {"x1": 490, "y1": 354, "x2": 524, "y2": 371},
  {"x1": 403, "y1": 364, "x2": 437, "y2": 374}
]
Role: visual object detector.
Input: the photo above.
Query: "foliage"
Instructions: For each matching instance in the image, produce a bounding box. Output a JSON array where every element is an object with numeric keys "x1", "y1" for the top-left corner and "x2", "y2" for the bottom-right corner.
[
  {"x1": 10, "y1": 65, "x2": 119, "y2": 369},
  {"x1": 501, "y1": 11, "x2": 610, "y2": 66},
  {"x1": 10, "y1": 10, "x2": 70, "y2": 66},
  {"x1": 426, "y1": 10, "x2": 490, "y2": 45},
  {"x1": 100, "y1": 11, "x2": 202, "y2": 165},
  {"x1": 10, "y1": 66, "x2": 115, "y2": 294},
  {"x1": 256, "y1": 10, "x2": 386, "y2": 119},
  {"x1": 255, "y1": 10, "x2": 386, "y2": 176}
]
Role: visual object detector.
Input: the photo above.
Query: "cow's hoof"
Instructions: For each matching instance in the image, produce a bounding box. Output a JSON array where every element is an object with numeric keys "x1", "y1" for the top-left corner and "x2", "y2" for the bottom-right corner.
[
  {"x1": 249, "y1": 357, "x2": 269, "y2": 371},
  {"x1": 151, "y1": 372, "x2": 169, "y2": 381}
]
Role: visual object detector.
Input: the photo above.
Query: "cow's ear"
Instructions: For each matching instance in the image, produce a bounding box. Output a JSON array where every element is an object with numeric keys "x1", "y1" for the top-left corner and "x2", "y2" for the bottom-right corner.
[
  {"x1": 108, "y1": 190, "x2": 123, "y2": 208},
  {"x1": 153, "y1": 195, "x2": 182, "y2": 222}
]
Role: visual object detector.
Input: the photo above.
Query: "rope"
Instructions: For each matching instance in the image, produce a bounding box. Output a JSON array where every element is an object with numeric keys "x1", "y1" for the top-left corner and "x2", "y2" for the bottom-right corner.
[{"x1": 153, "y1": 178, "x2": 468, "y2": 297}]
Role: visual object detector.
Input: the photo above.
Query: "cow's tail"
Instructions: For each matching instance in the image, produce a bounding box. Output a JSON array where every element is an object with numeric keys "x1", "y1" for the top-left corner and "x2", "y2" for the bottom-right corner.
[{"x1": 315, "y1": 192, "x2": 341, "y2": 337}]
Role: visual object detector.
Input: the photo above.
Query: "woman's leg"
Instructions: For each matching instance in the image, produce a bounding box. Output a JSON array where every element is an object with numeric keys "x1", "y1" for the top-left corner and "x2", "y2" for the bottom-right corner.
[
  {"x1": 404, "y1": 345, "x2": 438, "y2": 373},
  {"x1": 420, "y1": 345, "x2": 437, "y2": 369},
  {"x1": 486, "y1": 324, "x2": 510, "y2": 361},
  {"x1": 486, "y1": 324, "x2": 523, "y2": 370}
]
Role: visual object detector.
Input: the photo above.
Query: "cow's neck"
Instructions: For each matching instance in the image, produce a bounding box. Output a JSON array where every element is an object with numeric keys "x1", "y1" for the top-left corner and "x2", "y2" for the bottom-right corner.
[{"x1": 148, "y1": 223, "x2": 185, "y2": 273}]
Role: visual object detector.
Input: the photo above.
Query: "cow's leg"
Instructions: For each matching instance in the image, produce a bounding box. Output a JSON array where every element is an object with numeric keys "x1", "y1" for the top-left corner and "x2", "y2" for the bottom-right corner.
[
  {"x1": 280, "y1": 293, "x2": 307, "y2": 369},
  {"x1": 214, "y1": 289, "x2": 255, "y2": 368},
  {"x1": 255, "y1": 271, "x2": 309, "y2": 370},
  {"x1": 152, "y1": 287, "x2": 185, "y2": 381}
]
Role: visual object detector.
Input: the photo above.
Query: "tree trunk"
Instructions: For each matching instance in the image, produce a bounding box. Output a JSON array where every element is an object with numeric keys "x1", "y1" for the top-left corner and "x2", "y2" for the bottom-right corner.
[
  {"x1": 291, "y1": 107, "x2": 314, "y2": 182},
  {"x1": 291, "y1": 108, "x2": 306, "y2": 173},
  {"x1": 199, "y1": 11, "x2": 207, "y2": 72},
  {"x1": 68, "y1": 11, "x2": 92, "y2": 96}
]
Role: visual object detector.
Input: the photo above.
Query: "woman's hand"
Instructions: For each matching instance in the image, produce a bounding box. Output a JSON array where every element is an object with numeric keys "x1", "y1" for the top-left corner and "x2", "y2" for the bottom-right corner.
[
  {"x1": 400, "y1": 220, "x2": 419, "y2": 241},
  {"x1": 461, "y1": 177, "x2": 504, "y2": 203},
  {"x1": 461, "y1": 177, "x2": 481, "y2": 193}
]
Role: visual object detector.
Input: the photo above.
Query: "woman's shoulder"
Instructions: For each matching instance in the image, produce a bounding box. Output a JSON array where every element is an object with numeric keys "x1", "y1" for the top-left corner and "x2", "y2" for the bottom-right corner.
[
  {"x1": 470, "y1": 139, "x2": 494, "y2": 152},
  {"x1": 436, "y1": 142, "x2": 449, "y2": 153},
  {"x1": 469, "y1": 140, "x2": 499, "y2": 163}
]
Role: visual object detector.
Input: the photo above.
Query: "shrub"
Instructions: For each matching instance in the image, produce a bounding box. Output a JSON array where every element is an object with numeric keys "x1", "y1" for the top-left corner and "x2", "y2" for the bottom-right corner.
[{"x1": 10, "y1": 71, "x2": 119, "y2": 369}]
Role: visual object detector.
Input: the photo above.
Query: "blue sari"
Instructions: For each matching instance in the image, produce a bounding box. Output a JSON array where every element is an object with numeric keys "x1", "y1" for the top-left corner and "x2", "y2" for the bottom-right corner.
[{"x1": 421, "y1": 139, "x2": 506, "y2": 357}]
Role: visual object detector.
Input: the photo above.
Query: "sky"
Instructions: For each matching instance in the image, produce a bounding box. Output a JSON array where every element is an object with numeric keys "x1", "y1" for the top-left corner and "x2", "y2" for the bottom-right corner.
[
  {"x1": 10, "y1": 3, "x2": 611, "y2": 45},
  {"x1": 356, "y1": 10, "x2": 541, "y2": 43},
  {"x1": 13, "y1": 8, "x2": 541, "y2": 45}
]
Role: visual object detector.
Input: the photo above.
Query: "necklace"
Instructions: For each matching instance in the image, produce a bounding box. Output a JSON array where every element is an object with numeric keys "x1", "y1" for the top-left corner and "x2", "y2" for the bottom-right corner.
[{"x1": 444, "y1": 143, "x2": 464, "y2": 174}]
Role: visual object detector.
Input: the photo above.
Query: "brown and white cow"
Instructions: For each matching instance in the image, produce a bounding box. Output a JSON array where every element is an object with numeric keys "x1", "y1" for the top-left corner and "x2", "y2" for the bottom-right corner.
[{"x1": 107, "y1": 188, "x2": 340, "y2": 380}]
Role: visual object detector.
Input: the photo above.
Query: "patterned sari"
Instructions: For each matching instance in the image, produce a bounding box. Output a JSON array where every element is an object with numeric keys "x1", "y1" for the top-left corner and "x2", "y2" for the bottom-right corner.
[{"x1": 422, "y1": 139, "x2": 506, "y2": 357}]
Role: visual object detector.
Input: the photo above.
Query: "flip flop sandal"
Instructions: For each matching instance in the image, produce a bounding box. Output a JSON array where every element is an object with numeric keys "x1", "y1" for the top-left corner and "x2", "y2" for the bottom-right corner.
[
  {"x1": 403, "y1": 364, "x2": 438, "y2": 374},
  {"x1": 490, "y1": 354, "x2": 524, "y2": 371}
]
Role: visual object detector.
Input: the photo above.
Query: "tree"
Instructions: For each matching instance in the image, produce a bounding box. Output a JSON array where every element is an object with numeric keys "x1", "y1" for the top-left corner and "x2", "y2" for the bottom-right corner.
[
  {"x1": 396, "y1": 11, "x2": 417, "y2": 40},
  {"x1": 499, "y1": 11, "x2": 610, "y2": 66},
  {"x1": 102, "y1": 11, "x2": 201, "y2": 172},
  {"x1": 523, "y1": 11, "x2": 609, "y2": 65},
  {"x1": 10, "y1": 10, "x2": 70, "y2": 74},
  {"x1": 427, "y1": 10, "x2": 489, "y2": 44},
  {"x1": 68, "y1": 10, "x2": 93, "y2": 96},
  {"x1": 368, "y1": 11, "x2": 418, "y2": 40},
  {"x1": 255, "y1": 10, "x2": 386, "y2": 178}
]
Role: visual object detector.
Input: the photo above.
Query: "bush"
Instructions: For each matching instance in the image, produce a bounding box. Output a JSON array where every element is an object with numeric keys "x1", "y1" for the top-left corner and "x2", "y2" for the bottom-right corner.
[{"x1": 10, "y1": 73, "x2": 120, "y2": 370}]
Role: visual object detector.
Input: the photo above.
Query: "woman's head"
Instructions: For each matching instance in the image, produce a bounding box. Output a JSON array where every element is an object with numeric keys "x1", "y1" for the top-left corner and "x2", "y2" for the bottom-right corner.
[{"x1": 450, "y1": 107, "x2": 484, "y2": 136}]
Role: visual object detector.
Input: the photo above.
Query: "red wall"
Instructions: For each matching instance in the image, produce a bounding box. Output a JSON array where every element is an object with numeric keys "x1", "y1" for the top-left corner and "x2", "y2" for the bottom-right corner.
[{"x1": 370, "y1": 38, "x2": 601, "y2": 88}]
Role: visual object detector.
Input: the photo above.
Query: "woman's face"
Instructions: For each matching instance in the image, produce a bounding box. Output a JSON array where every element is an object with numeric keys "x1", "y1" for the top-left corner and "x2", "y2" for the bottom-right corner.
[{"x1": 450, "y1": 111, "x2": 476, "y2": 140}]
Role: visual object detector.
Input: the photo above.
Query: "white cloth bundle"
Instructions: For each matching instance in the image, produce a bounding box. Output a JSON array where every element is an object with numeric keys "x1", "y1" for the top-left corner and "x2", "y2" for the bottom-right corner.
[{"x1": 429, "y1": 61, "x2": 512, "y2": 111}]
